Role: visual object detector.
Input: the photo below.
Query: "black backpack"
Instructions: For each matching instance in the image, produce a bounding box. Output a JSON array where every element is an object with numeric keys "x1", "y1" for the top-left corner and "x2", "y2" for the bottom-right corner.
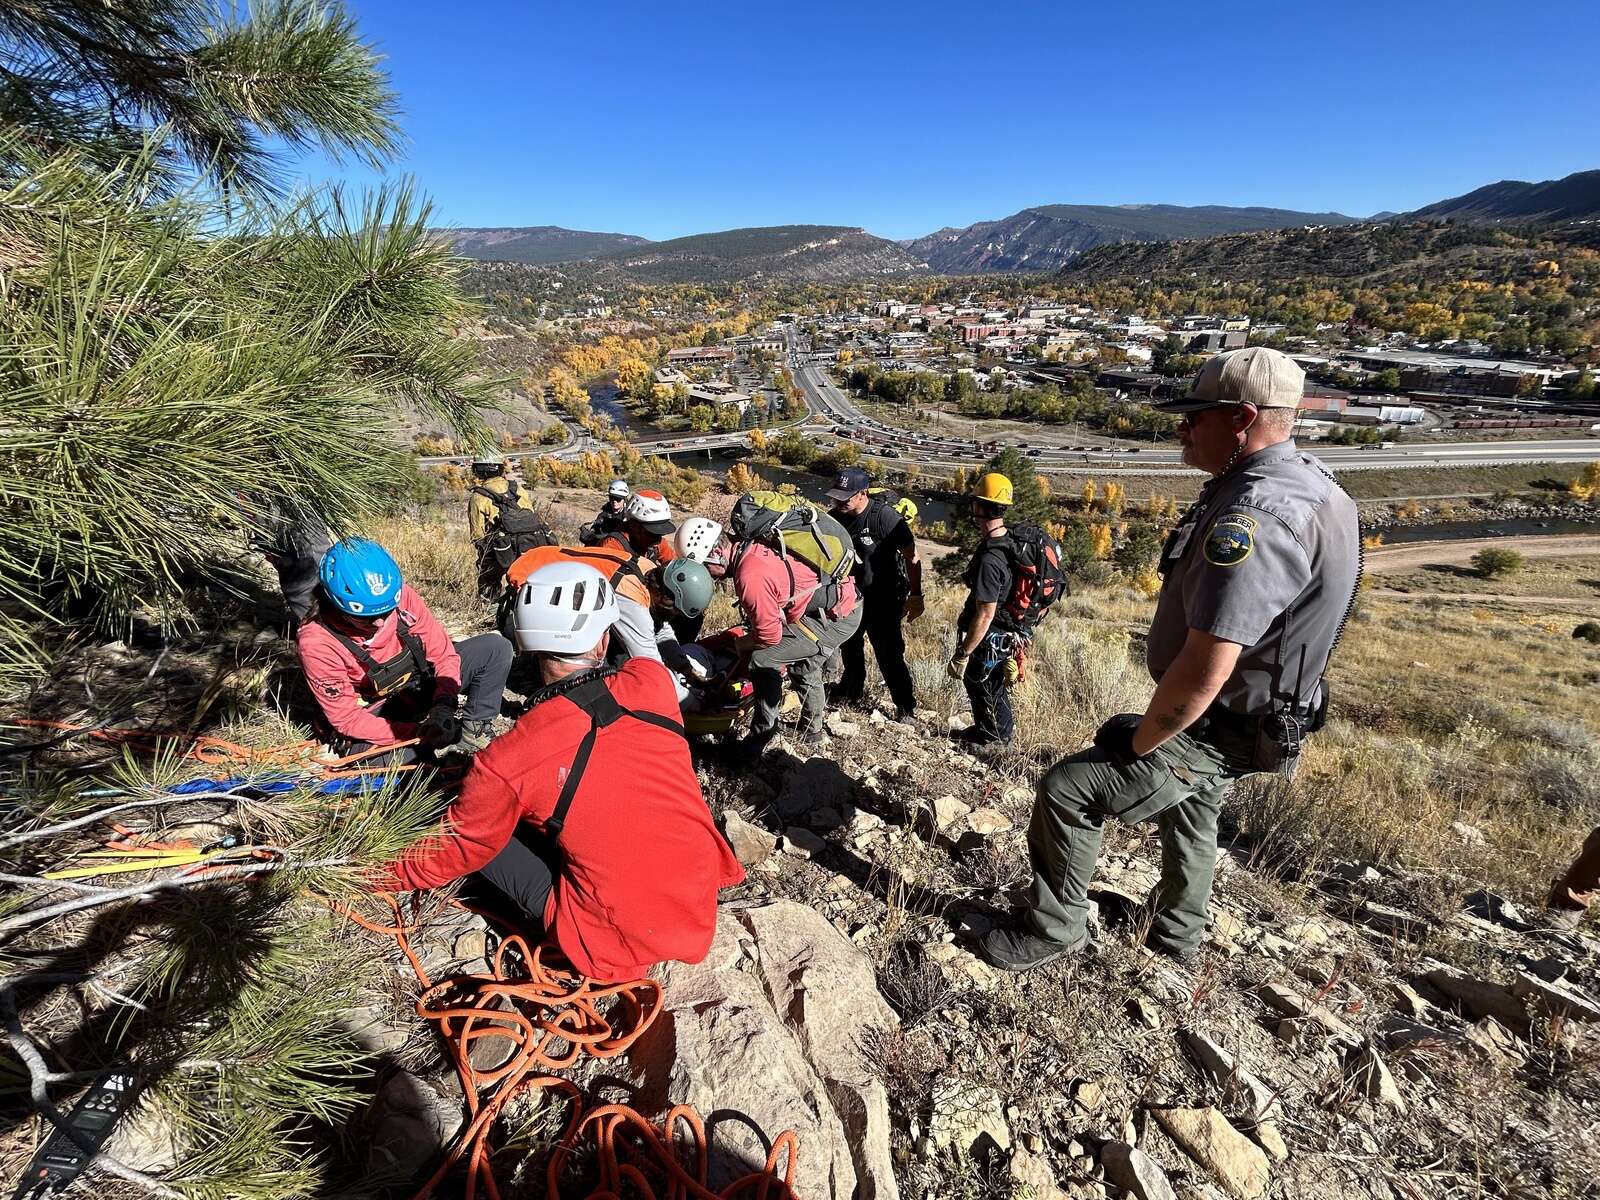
[
  {"x1": 999, "y1": 523, "x2": 1069, "y2": 632},
  {"x1": 474, "y1": 479, "x2": 556, "y2": 566}
]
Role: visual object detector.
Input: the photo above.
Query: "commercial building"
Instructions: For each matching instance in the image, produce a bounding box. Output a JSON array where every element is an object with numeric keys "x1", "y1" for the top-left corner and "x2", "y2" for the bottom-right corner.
[{"x1": 666, "y1": 347, "x2": 737, "y2": 369}]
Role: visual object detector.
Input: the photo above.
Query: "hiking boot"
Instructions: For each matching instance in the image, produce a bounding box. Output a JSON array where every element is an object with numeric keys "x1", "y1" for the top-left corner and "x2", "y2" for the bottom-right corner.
[
  {"x1": 979, "y1": 923, "x2": 1084, "y2": 973},
  {"x1": 459, "y1": 720, "x2": 496, "y2": 753},
  {"x1": 893, "y1": 705, "x2": 916, "y2": 726},
  {"x1": 1144, "y1": 939, "x2": 1200, "y2": 967},
  {"x1": 795, "y1": 725, "x2": 829, "y2": 750}
]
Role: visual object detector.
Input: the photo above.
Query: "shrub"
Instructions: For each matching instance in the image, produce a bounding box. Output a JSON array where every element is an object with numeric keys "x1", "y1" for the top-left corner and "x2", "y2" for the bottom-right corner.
[
  {"x1": 1471, "y1": 547, "x2": 1524, "y2": 579},
  {"x1": 1574, "y1": 622, "x2": 1600, "y2": 644}
]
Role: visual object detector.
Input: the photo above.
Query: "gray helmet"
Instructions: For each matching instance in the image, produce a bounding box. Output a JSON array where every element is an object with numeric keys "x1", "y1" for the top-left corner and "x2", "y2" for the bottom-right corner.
[
  {"x1": 471, "y1": 450, "x2": 505, "y2": 474},
  {"x1": 656, "y1": 559, "x2": 714, "y2": 620}
]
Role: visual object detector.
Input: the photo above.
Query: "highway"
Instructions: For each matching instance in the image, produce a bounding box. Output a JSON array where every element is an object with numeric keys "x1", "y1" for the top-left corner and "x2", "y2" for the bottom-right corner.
[{"x1": 417, "y1": 337, "x2": 1600, "y2": 477}]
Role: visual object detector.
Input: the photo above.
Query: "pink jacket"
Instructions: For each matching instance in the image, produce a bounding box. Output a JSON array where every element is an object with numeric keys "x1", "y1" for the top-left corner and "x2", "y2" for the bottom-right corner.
[
  {"x1": 732, "y1": 543, "x2": 859, "y2": 648},
  {"x1": 297, "y1": 585, "x2": 461, "y2": 744}
]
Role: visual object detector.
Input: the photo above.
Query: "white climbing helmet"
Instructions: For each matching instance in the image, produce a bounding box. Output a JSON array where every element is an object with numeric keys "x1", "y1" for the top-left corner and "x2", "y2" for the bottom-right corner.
[
  {"x1": 674, "y1": 516, "x2": 724, "y2": 563},
  {"x1": 624, "y1": 489, "x2": 675, "y2": 534},
  {"x1": 607, "y1": 478, "x2": 631, "y2": 501},
  {"x1": 512, "y1": 561, "x2": 618, "y2": 654}
]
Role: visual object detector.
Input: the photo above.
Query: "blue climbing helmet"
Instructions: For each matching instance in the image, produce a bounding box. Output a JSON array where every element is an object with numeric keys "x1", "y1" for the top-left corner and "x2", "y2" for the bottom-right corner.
[{"x1": 319, "y1": 538, "x2": 403, "y2": 617}]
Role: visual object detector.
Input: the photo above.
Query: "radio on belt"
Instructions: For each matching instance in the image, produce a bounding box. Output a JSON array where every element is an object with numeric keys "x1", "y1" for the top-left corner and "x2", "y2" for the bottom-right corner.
[{"x1": 12, "y1": 1070, "x2": 139, "y2": 1199}]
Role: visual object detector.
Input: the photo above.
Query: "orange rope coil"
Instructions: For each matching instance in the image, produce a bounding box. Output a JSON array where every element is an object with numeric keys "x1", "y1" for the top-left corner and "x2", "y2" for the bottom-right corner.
[{"x1": 336, "y1": 895, "x2": 802, "y2": 1200}]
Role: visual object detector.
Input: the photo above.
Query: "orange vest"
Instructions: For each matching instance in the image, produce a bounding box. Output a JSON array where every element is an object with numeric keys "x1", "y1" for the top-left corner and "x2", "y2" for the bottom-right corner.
[{"x1": 506, "y1": 544, "x2": 653, "y2": 609}]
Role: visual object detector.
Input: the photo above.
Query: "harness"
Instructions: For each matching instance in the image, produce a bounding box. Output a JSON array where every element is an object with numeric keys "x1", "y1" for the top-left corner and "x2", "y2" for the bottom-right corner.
[
  {"x1": 533, "y1": 669, "x2": 687, "y2": 839},
  {"x1": 326, "y1": 613, "x2": 432, "y2": 698}
]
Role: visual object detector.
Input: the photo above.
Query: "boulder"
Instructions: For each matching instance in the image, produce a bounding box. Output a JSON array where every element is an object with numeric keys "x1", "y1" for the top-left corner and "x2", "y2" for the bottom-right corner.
[
  {"x1": 366, "y1": 1070, "x2": 462, "y2": 1180},
  {"x1": 641, "y1": 901, "x2": 899, "y2": 1200},
  {"x1": 1153, "y1": 1106, "x2": 1270, "y2": 1200},
  {"x1": 1356, "y1": 902, "x2": 1429, "y2": 940},
  {"x1": 927, "y1": 1079, "x2": 1010, "y2": 1156},
  {"x1": 1248, "y1": 1121, "x2": 1289, "y2": 1163},
  {"x1": 824, "y1": 712, "x2": 860, "y2": 737},
  {"x1": 734, "y1": 902, "x2": 900, "y2": 1199},
  {"x1": 1102, "y1": 1140, "x2": 1177, "y2": 1200}
]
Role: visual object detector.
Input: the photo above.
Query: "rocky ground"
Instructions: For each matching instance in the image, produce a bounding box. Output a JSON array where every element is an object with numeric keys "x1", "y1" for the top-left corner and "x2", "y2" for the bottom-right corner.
[{"x1": 260, "y1": 698, "x2": 1600, "y2": 1200}]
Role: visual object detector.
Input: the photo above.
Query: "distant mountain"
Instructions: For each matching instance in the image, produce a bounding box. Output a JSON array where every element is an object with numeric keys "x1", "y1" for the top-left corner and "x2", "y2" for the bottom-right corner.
[
  {"x1": 904, "y1": 203, "x2": 1362, "y2": 273},
  {"x1": 446, "y1": 226, "x2": 652, "y2": 265},
  {"x1": 1401, "y1": 169, "x2": 1600, "y2": 224},
  {"x1": 583, "y1": 225, "x2": 926, "y2": 283},
  {"x1": 1058, "y1": 220, "x2": 1576, "y2": 288}
]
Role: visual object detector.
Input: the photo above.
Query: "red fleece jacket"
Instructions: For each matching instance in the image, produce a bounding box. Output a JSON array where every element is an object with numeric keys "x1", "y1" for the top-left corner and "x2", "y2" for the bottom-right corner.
[
  {"x1": 296, "y1": 585, "x2": 461, "y2": 744},
  {"x1": 374, "y1": 658, "x2": 744, "y2": 980}
]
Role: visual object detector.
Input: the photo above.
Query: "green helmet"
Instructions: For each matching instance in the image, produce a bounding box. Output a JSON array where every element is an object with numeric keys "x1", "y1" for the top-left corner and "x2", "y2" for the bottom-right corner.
[{"x1": 657, "y1": 559, "x2": 714, "y2": 620}]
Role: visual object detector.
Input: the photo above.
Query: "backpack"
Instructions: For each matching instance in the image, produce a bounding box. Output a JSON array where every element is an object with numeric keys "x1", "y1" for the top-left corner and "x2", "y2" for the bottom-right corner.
[
  {"x1": 729, "y1": 491, "x2": 858, "y2": 617},
  {"x1": 999, "y1": 523, "x2": 1069, "y2": 632},
  {"x1": 474, "y1": 479, "x2": 556, "y2": 566}
]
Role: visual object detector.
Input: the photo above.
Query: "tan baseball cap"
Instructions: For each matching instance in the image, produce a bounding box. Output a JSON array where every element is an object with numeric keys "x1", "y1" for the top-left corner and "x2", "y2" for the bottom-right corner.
[{"x1": 1153, "y1": 346, "x2": 1305, "y2": 413}]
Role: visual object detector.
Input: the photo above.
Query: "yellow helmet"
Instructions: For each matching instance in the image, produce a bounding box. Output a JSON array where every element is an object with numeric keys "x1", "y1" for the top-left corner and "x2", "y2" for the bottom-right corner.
[
  {"x1": 895, "y1": 496, "x2": 919, "y2": 522},
  {"x1": 972, "y1": 472, "x2": 1014, "y2": 506}
]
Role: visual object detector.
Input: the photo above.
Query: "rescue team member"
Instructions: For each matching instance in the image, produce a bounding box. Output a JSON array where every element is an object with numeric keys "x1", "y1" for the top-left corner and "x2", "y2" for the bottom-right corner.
[
  {"x1": 467, "y1": 451, "x2": 545, "y2": 598},
  {"x1": 372, "y1": 561, "x2": 744, "y2": 981},
  {"x1": 1548, "y1": 828, "x2": 1600, "y2": 927},
  {"x1": 828, "y1": 468, "x2": 922, "y2": 723},
  {"x1": 251, "y1": 501, "x2": 331, "y2": 631},
  {"x1": 299, "y1": 539, "x2": 513, "y2": 758},
  {"x1": 948, "y1": 473, "x2": 1018, "y2": 749},
  {"x1": 668, "y1": 517, "x2": 724, "y2": 644},
  {"x1": 602, "y1": 489, "x2": 678, "y2": 565},
  {"x1": 500, "y1": 545, "x2": 712, "y2": 670},
  {"x1": 705, "y1": 532, "x2": 863, "y2": 760},
  {"x1": 980, "y1": 347, "x2": 1360, "y2": 971},
  {"x1": 578, "y1": 478, "x2": 632, "y2": 546}
]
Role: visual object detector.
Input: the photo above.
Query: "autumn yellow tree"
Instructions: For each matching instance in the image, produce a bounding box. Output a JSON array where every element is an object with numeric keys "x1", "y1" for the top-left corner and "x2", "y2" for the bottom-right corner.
[
  {"x1": 1089, "y1": 522, "x2": 1114, "y2": 559},
  {"x1": 1568, "y1": 461, "x2": 1600, "y2": 502},
  {"x1": 1103, "y1": 481, "x2": 1126, "y2": 515},
  {"x1": 1080, "y1": 480, "x2": 1098, "y2": 509}
]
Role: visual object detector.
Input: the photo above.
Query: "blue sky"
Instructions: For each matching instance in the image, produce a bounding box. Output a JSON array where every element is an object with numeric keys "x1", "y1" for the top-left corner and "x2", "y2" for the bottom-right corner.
[{"x1": 291, "y1": 0, "x2": 1600, "y2": 241}]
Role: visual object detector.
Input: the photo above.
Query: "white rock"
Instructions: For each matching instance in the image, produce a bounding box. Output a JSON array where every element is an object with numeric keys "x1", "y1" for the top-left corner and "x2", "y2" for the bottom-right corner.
[
  {"x1": 1010, "y1": 1148, "x2": 1070, "y2": 1200},
  {"x1": 644, "y1": 903, "x2": 894, "y2": 1198},
  {"x1": 825, "y1": 712, "x2": 860, "y2": 737},
  {"x1": 967, "y1": 806, "x2": 1015, "y2": 835},
  {"x1": 1511, "y1": 970, "x2": 1600, "y2": 1023},
  {"x1": 1101, "y1": 1140, "x2": 1177, "y2": 1200},
  {"x1": 1451, "y1": 820, "x2": 1486, "y2": 846},
  {"x1": 1153, "y1": 1106, "x2": 1270, "y2": 1200}
]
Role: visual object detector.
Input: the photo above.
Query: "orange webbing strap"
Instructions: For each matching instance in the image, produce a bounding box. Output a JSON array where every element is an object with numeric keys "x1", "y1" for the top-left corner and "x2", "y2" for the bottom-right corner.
[{"x1": 333, "y1": 894, "x2": 803, "y2": 1200}]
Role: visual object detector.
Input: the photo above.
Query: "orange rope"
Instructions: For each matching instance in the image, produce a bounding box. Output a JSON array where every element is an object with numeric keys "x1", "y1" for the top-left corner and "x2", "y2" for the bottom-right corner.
[{"x1": 334, "y1": 894, "x2": 803, "y2": 1200}]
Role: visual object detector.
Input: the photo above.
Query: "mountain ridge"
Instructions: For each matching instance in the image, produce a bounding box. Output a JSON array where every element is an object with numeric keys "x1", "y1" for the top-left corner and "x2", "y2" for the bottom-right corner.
[
  {"x1": 446, "y1": 225, "x2": 652, "y2": 265},
  {"x1": 1400, "y1": 169, "x2": 1600, "y2": 223},
  {"x1": 578, "y1": 224, "x2": 927, "y2": 284},
  {"x1": 903, "y1": 202, "x2": 1363, "y2": 273}
]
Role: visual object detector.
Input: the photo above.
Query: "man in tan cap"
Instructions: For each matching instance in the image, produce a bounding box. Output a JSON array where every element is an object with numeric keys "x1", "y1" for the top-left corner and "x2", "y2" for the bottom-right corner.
[{"x1": 980, "y1": 347, "x2": 1362, "y2": 972}]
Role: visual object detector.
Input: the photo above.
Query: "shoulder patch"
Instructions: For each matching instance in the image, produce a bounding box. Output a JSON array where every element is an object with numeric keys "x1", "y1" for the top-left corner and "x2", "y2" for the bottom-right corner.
[{"x1": 1204, "y1": 514, "x2": 1255, "y2": 567}]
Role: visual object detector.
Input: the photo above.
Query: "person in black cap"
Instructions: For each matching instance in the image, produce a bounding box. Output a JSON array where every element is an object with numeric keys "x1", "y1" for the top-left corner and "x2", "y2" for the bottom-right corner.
[{"x1": 827, "y1": 466, "x2": 922, "y2": 722}]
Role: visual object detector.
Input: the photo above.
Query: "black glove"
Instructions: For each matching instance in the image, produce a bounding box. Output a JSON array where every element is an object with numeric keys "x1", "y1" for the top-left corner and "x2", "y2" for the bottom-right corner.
[
  {"x1": 1093, "y1": 713, "x2": 1147, "y2": 767},
  {"x1": 418, "y1": 704, "x2": 460, "y2": 749}
]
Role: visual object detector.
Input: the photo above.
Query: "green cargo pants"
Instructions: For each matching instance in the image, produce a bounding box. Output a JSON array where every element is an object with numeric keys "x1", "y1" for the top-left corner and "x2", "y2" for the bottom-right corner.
[{"x1": 1026, "y1": 730, "x2": 1253, "y2": 957}]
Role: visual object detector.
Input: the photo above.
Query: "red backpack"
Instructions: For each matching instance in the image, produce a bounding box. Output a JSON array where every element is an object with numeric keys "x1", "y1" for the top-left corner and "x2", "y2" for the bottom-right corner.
[{"x1": 1000, "y1": 523, "x2": 1069, "y2": 631}]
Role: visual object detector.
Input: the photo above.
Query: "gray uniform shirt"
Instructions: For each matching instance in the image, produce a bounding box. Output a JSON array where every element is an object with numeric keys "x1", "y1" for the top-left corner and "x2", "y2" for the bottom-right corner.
[{"x1": 1146, "y1": 440, "x2": 1360, "y2": 715}]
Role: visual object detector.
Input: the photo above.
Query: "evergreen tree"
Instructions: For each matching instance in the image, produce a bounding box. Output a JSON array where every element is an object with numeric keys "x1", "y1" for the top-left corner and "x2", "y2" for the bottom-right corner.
[{"x1": 0, "y1": 4, "x2": 491, "y2": 687}]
